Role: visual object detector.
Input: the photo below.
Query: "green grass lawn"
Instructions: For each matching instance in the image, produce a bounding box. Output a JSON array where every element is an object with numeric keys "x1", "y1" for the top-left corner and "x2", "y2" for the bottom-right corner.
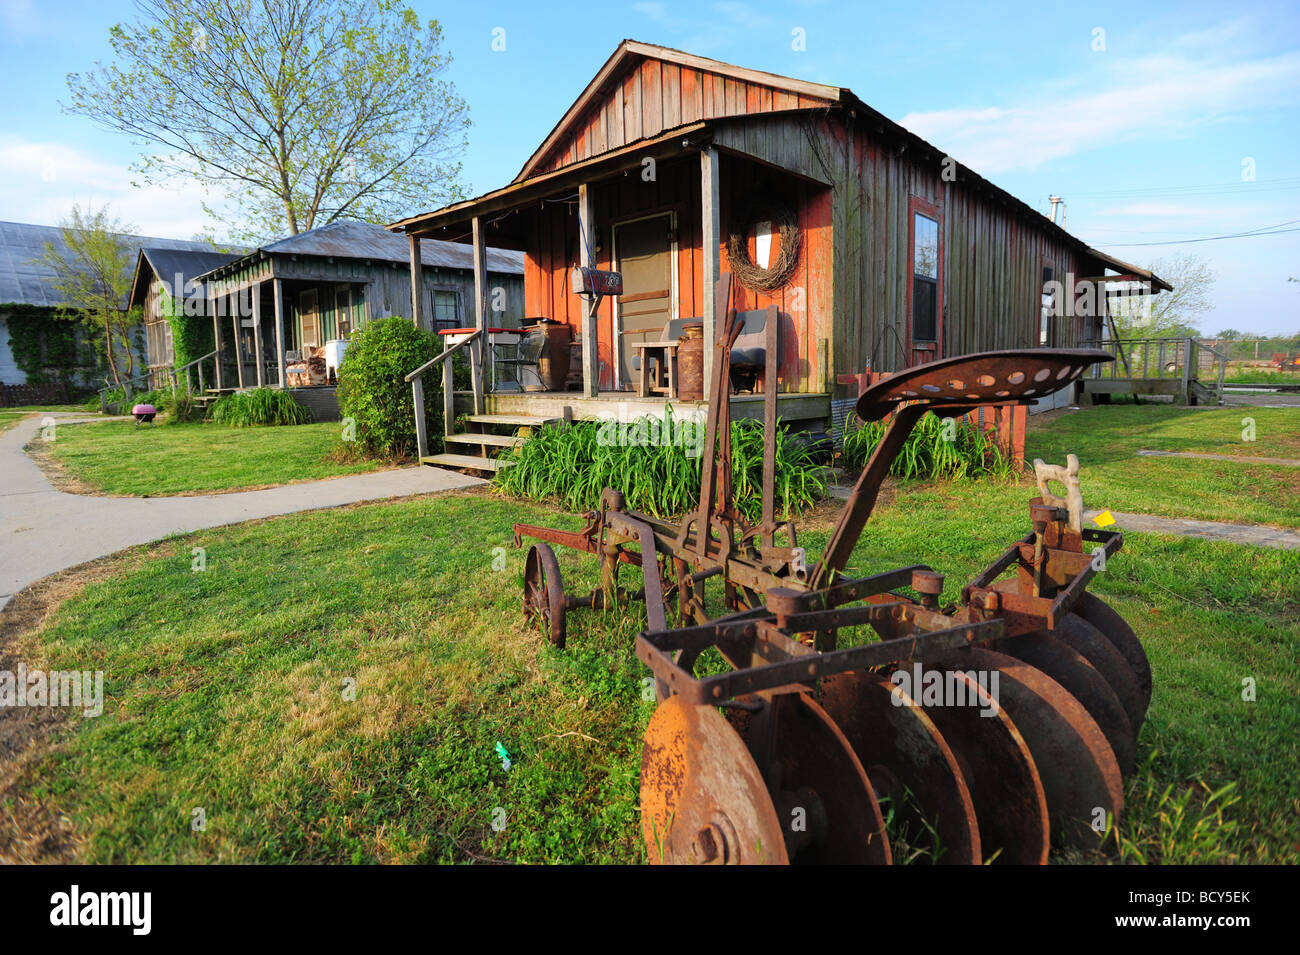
[
  {"x1": 3, "y1": 406, "x2": 1297, "y2": 864},
  {"x1": 1029, "y1": 406, "x2": 1300, "y2": 527},
  {"x1": 36, "y1": 419, "x2": 386, "y2": 495}
]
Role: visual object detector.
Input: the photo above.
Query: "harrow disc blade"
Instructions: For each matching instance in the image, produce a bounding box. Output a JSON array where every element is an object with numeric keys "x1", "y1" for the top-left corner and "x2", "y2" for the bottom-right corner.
[
  {"x1": 641, "y1": 696, "x2": 787, "y2": 865},
  {"x1": 1001, "y1": 632, "x2": 1136, "y2": 776},
  {"x1": 732, "y1": 692, "x2": 891, "y2": 864},
  {"x1": 939, "y1": 647, "x2": 1123, "y2": 850},
  {"x1": 913, "y1": 664, "x2": 1049, "y2": 864},
  {"x1": 1055, "y1": 614, "x2": 1146, "y2": 734},
  {"x1": 1074, "y1": 592, "x2": 1152, "y2": 711},
  {"x1": 820, "y1": 671, "x2": 981, "y2": 864}
]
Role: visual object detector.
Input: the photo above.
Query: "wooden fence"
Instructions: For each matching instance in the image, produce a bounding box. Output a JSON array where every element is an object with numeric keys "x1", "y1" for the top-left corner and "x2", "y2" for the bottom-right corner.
[{"x1": 0, "y1": 382, "x2": 71, "y2": 408}]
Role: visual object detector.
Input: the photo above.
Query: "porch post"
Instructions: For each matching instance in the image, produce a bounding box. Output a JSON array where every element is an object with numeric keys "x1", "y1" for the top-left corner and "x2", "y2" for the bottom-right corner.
[
  {"x1": 212, "y1": 286, "x2": 225, "y2": 391},
  {"x1": 700, "y1": 146, "x2": 721, "y2": 397},
  {"x1": 232, "y1": 291, "x2": 245, "y2": 389},
  {"x1": 470, "y1": 215, "x2": 487, "y2": 412},
  {"x1": 273, "y1": 279, "x2": 286, "y2": 388},
  {"x1": 408, "y1": 234, "x2": 424, "y2": 328},
  {"x1": 578, "y1": 183, "x2": 599, "y2": 398},
  {"x1": 252, "y1": 285, "x2": 265, "y2": 387}
]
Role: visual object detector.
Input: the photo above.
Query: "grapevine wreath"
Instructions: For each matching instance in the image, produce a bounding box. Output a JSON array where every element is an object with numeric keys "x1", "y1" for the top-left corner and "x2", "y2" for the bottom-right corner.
[{"x1": 726, "y1": 197, "x2": 801, "y2": 292}]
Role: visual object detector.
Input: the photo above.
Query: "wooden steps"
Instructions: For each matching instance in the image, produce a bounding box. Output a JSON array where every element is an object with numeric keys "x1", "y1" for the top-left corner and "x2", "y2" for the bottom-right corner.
[
  {"x1": 420, "y1": 452, "x2": 513, "y2": 472},
  {"x1": 419, "y1": 413, "x2": 557, "y2": 474}
]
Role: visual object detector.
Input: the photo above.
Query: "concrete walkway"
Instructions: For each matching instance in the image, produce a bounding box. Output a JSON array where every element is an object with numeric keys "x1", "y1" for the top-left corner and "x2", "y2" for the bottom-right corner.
[
  {"x1": 0, "y1": 413, "x2": 485, "y2": 609},
  {"x1": 1082, "y1": 509, "x2": 1300, "y2": 550},
  {"x1": 1136, "y1": 449, "x2": 1300, "y2": 467}
]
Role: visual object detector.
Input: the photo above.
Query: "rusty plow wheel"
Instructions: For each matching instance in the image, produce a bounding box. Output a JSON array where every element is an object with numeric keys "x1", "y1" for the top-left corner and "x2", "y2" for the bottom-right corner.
[
  {"x1": 936, "y1": 647, "x2": 1123, "y2": 851},
  {"x1": 731, "y1": 691, "x2": 891, "y2": 864},
  {"x1": 1053, "y1": 614, "x2": 1146, "y2": 736},
  {"x1": 522, "y1": 543, "x2": 567, "y2": 649},
  {"x1": 640, "y1": 696, "x2": 787, "y2": 865},
  {"x1": 1075, "y1": 592, "x2": 1152, "y2": 715},
  {"x1": 910, "y1": 662, "x2": 1050, "y2": 864},
  {"x1": 820, "y1": 671, "x2": 980, "y2": 864},
  {"x1": 1000, "y1": 632, "x2": 1136, "y2": 776}
]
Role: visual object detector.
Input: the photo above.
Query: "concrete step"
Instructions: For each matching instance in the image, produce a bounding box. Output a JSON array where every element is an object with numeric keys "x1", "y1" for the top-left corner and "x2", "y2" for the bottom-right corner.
[
  {"x1": 445, "y1": 432, "x2": 523, "y2": 449},
  {"x1": 420, "y1": 453, "x2": 513, "y2": 472},
  {"x1": 465, "y1": 413, "x2": 558, "y2": 429}
]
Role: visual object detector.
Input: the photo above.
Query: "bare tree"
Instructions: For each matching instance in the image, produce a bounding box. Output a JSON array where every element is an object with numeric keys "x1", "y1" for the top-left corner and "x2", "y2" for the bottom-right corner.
[
  {"x1": 65, "y1": 0, "x2": 469, "y2": 243},
  {"x1": 1110, "y1": 252, "x2": 1216, "y2": 339}
]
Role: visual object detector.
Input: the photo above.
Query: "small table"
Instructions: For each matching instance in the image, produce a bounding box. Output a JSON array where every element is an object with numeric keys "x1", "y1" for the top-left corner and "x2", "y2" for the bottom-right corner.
[{"x1": 635, "y1": 341, "x2": 680, "y2": 398}]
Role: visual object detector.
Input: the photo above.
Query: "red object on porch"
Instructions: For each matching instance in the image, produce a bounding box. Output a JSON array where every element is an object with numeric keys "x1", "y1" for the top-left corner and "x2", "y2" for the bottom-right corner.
[
  {"x1": 837, "y1": 370, "x2": 1026, "y2": 466},
  {"x1": 437, "y1": 327, "x2": 515, "y2": 336}
]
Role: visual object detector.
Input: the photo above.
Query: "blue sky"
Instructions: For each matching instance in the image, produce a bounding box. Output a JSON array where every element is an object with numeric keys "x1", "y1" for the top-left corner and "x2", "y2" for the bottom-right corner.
[{"x1": 1, "y1": 0, "x2": 1297, "y2": 334}]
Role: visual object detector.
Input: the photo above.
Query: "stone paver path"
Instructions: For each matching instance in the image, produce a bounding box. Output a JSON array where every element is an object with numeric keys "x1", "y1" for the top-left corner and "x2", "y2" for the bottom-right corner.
[
  {"x1": 1082, "y1": 510, "x2": 1300, "y2": 550},
  {"x1": 1136, "y1": 449, "x2": 1300, "y2": 467},
  {"x1": 0, "y1": 413, "x2": 485, "y2": 609}
]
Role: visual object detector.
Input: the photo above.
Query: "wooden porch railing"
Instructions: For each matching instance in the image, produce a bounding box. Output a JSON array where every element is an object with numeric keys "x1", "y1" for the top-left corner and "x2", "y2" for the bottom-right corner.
[
  {"x1": 1082, "y1": 337, "x2": 1226, "y2": 401},
  {"x1": 169, "y1": 349, "x2": 219, "y2": 398},
  {"x1": 404, "y1": 330, "x2": 485, "y2": 459}
]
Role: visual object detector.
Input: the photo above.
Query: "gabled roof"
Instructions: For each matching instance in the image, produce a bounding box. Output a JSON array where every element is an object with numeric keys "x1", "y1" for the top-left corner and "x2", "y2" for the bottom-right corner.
[
  {"x1": 515, "y1": 39, "x2": 842, "y2": 182},
  {"x1": 394, "y1": 41, "x2": 1169, "y2": 293},
  {"x1": 0, "y1": 220, "x2": 221, "y2": 310},
  {"x1": 198, "y1": 220, "x2": 524, "y2": 283},
  {"x1": 129, "y1": 247, "x2": 246, "y2": 308}
]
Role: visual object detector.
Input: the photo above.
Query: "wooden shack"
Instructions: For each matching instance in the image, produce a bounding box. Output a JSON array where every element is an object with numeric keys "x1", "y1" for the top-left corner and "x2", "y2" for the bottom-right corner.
[
  {"x1": 194, "y1": 220, "x2": 524, "y2": 419},
  {"x1": 391, "y1": 39, "x2": 1170, "y2": 441}
]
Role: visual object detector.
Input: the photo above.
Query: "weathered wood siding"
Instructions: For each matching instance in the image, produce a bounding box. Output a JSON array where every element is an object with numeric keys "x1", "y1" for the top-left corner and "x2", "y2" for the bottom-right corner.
[
  {"x1": 533, "y1": 57, "x2": 835, "y2": 178},
  {"x1": 714, "y1": 112, "x2": 1101, "y2": 390},
  {"x1": 521, "y1": 153, "x2": 828, "y2": 392}
]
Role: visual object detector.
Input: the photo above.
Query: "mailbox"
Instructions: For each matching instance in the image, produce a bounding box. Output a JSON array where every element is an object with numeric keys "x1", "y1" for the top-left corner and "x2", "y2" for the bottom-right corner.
[{"x1": 571, "y1": 266, "x2": 622, "y2": 298}]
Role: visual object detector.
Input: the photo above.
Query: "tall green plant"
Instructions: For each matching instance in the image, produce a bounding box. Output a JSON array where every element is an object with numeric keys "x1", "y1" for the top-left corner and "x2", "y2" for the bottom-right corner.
[
  {"x1": 841, "y1": 412, "x2": 1016, "y2": 481},
  {"x1": 494, "y1": 412, "x2": 826, "y2": 521},
  {"x1": 210, "y1": 388, "x2": 312, "y2": 426}
]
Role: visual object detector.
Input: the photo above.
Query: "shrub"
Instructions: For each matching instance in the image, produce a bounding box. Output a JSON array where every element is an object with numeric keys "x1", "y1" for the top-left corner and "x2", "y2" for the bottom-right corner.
[
  {"x1": 210, "y1": 388, "x2": 312, "y2": 427},
  {"x1": 494, "y1": 411, "x2": 826, "y2": 520},
  {"x1": 840, "y1": 411, "x2": 1016, "y2": 480},
  {"x1": 336, "y1": 316, "x2": 446, "y2": 458},
  {"x1": 164, "y1": 389, "x2": 205, "y2": 424}
]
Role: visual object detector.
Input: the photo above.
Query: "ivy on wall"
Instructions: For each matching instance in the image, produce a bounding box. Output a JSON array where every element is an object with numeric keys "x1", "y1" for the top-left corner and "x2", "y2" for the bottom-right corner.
[
  {"x1": 158, "y1": 287, "x2": 216, "y2": 380},
  {"x1": 3, "y1": 307, "x2": 97, "y2": 386}
]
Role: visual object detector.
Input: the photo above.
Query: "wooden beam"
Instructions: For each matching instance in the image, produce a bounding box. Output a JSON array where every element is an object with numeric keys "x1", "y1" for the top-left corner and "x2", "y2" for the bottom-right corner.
[
  {"x1": 700, "y1": 146, "x2": 721, "y2": 396},
  {"x1": 212, "y1": 290, "x2": 224, "y2": 391},
  {"x1": 578, "y1": 183, "x2": 599, "y2": 398},
  {"x1": 471, "y1": 216, "x2": 486, "y2": 411},
  {"x1": 408, "y1": 234, "x2": 424, "y2": 328},
  {"x1": 232, "y1": 294, "x2": 245, "y2": 389},
  {"x1": 252, "y1": 286, "x2": 265, "y2": 387},
  {"x1": 273, "y1": 278, "x2": 286, "y2": 388}
]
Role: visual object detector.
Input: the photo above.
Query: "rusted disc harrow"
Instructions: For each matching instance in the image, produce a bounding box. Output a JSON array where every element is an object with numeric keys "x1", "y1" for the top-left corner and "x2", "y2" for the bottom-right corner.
[{"x1": 512, "y1": 317, "x2": 1153, "y2": 866}]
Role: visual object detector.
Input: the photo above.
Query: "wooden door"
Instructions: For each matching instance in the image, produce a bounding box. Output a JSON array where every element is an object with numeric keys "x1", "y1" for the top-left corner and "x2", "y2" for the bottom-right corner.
[
  {"x1": 299, "y1": 289, "x2": 321, "y2": 349},
  {"x1": 614, "y1": 213, "x2": 675, "y2": 389}
]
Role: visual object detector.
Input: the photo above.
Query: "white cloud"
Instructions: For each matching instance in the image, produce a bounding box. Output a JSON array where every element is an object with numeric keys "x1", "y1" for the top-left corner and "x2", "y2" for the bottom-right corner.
[
  {"x1": 0, "y1": 137, "x2": 226, "y2": 240},
  {"x1": 898, "y1": 47, "x2": 1300, "y2": 174}
]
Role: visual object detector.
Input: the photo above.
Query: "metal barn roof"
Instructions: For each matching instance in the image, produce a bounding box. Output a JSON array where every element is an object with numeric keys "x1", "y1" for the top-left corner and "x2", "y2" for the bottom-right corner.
[{"x1": 0, "y1": 220, "x2": 225, "y2": 309}]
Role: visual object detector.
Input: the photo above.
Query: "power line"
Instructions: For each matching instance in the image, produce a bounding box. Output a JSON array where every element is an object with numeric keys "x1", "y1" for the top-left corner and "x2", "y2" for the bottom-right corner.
[{"x1": 1097, "y1": 218, "x2": 1300, "y2": 247}]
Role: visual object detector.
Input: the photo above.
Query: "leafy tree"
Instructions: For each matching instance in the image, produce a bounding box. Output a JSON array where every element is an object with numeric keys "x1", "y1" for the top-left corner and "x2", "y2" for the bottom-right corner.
[
  {"x1": 1110, "y1": 252, "x2": 1215, "y2": 339},
  {"x1": 65, "y1": 0, "x2": 469, "y2": 243},
  {"x1": 32, "y1": 204, "x2": 140, "y2": 394},
  {"x1": 1213, "y1": 328, "x2": 1244, "y2": 341}
]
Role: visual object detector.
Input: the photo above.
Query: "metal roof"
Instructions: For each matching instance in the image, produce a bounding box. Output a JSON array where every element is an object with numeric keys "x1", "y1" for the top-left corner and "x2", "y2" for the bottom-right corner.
[
  {"x1": 199, "y1": 220, "x2": 524, "y2": 282},
  {"x1": 129, "y1": 247, "x2": 246, "y2": 307},
  {"x1": 0, "y1": 220, "x2": 224, "y2": 309}
]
